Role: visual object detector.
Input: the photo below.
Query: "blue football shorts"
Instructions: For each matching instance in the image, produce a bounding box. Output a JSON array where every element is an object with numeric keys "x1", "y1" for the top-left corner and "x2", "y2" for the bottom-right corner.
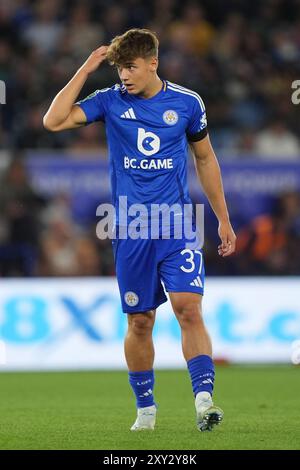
[{"x1": 112, "y1": 234, "x2": 205, "y2": 313}]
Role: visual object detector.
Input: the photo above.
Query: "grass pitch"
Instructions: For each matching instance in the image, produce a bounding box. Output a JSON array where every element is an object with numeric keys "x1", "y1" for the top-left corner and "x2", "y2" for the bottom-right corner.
[{"x1": 0, "y1": 366, "x2": 299, "y2": 450}]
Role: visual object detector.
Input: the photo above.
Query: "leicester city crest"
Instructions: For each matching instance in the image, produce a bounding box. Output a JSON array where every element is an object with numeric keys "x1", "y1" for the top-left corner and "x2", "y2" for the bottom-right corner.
[
  {"x1": 163, "y1": 110, "x2": 178, "y2": 125},
  {"x1": 124, "y1": 291, "x2": 139, "y2": 307}
]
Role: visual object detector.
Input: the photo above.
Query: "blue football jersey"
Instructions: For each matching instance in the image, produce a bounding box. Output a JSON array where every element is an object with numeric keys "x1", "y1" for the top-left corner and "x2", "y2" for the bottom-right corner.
[{"x1": 76, "y1": 80, "x2": 207, "y2": 227}]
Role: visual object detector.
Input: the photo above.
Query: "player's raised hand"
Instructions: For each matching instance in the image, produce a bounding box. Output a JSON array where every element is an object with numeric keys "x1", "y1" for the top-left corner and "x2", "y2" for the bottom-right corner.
[
  {"x1": 79, "y1": 46, "x2": 109, "y2": 75},
  {"x1": 218, "y1": 221, "x2": 236, "y2": 257}
]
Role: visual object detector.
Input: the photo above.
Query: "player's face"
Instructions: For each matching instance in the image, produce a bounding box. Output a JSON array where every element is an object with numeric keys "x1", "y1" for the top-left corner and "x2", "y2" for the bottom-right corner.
[{"x1": 117, "y1": 57, "x2": 158, "y2": 95}]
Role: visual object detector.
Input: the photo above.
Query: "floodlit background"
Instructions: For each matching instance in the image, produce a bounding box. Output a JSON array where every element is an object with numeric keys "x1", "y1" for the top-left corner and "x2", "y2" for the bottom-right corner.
[{"x1": 0, "y1": 0, "x2": 300, "y2": 369}]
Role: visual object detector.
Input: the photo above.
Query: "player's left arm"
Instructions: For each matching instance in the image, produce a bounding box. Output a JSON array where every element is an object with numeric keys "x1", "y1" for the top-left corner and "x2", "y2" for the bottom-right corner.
[{"x1": 190, "y1": 135, "x2": 236, "y2": 257}]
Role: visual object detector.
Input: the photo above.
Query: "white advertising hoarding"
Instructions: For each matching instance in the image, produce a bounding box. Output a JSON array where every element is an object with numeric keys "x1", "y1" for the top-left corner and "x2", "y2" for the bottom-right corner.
[{"x1": 0, "y1": 277, "x2": 299, "y2": 370}]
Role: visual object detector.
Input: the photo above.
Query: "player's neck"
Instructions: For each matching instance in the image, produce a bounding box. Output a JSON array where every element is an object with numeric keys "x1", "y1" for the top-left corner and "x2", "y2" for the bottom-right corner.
[{"x1": 139, "y1": 76, "x2": 163, "y2": 99}]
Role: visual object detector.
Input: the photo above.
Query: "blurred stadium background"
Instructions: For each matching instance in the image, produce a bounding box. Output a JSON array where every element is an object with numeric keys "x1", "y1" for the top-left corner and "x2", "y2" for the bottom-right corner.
[{"x1": 0, "y1": 0, "x2": 300, "y2": 450}]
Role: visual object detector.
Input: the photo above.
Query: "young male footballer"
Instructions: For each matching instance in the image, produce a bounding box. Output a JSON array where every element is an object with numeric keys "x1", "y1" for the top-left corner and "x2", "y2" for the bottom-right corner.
[{"x1": 44, "y1": 29, "x2": 236, "y2": 432}]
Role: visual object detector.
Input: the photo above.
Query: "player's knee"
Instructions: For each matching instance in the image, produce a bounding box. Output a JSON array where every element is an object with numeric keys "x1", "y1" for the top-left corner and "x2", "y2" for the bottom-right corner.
[
  {"x1": 174, "y1": 303, "x2": 203, "y2": 329},
  {"x1": 128, "y1": 311, "x2": 155, "y2": 336}
]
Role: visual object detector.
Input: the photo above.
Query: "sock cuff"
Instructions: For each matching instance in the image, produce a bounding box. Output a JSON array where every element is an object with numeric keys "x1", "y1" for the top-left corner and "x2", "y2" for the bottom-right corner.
[
  {"x1": 187, "y1": 354, "x2": 214, "y2": 369},
  {"x1": 129, "y1": 369, "x2": 154, "y2": 379}
]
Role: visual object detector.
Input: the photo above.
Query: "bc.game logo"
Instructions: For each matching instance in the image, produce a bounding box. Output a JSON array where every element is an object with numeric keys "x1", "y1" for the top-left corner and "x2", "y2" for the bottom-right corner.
[{"x1": 137, "y1": 128, "x2": 160, "y2": 156}]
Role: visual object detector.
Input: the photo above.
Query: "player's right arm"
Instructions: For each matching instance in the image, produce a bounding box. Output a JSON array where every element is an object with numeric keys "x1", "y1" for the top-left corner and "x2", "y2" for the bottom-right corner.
[{"x1": 43, "y1": 46, "x2": 108, "y2": 132}]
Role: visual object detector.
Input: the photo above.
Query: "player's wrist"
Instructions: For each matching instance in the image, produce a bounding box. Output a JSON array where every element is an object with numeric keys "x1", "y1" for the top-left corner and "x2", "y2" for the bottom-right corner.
[
  {"x1": 218, "y1": 216, "x2": 230, "y2": 225},
  {"x1": 77, "y1": 66, "x2": 91, "y2": 78}
]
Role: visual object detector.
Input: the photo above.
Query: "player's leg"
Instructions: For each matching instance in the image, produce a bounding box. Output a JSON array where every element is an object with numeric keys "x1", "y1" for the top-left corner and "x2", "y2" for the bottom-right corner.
[
  {"x1": 113, "y1": 238, "x2": 167, "y2": 430},
  {"x1": 125, "y1": 310, "x2": 157, "y2": 431},
  {"x1": 169, "y1": 291, "x2": 223, "y2": 431},
  {"x1": 169, "y1": 292, "x2": 211, "y2": 361},
  {"x1": 158, "y1": 239, "x2": 223, "y2": 431},
  {"x1": 125, "y1": 310, "x2": 156, "y2": 371}
]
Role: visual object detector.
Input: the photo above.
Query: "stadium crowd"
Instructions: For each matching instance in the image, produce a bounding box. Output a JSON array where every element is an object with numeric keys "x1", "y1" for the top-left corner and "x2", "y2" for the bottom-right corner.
[{"x1": 0, "y1": 0, "x2": 299, "y2": 277}]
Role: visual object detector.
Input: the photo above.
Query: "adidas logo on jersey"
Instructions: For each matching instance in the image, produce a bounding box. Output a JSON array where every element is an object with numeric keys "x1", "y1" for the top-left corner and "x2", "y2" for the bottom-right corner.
[
  {"x1": 120, "y1": 108, "x2": 136, "y2": 119},
  {"x1": 190, "y1": 276, "x2": 203, "y2": 287}
]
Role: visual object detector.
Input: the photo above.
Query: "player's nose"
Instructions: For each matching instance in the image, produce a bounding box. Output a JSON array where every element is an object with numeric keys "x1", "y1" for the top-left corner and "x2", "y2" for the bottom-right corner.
[{"x1": 120, "y1": 70, "x2": 130, "y2": 82}]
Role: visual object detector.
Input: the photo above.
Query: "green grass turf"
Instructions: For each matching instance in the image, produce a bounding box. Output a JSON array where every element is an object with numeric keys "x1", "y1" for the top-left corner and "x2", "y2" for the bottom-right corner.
[{"x1": 0, "y1": 366, "x2": 299, "y2": 450}]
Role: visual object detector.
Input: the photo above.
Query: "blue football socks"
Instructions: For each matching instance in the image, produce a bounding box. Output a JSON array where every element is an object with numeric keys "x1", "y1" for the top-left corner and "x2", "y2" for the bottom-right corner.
[
  {"x1": 187, "y1": 354, "x2": 215, "y2": 397},
  {"x1": 129, "y1": 369, "x2": 155, "y2": 408}
]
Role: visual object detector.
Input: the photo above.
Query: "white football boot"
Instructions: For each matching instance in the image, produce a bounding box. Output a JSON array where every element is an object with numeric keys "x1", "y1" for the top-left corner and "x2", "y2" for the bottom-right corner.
[
  {"x1": 195, "y1": 392, "x2": 223, "y2": 432},
  {"x1": 130, "y1": 405, "x2": 156, "y2": 431}
]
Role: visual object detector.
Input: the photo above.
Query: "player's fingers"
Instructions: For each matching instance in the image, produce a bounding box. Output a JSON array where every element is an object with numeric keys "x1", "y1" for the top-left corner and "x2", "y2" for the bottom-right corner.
[
  {"x1": 221, "y1": 238, "x2": 229, "y2": 250},
  {"x1": 222, "y1": 239, "x2": 236, "y2": 256},
  {"x1": 218, "y1": 240, "x2": 227, "y2": 256},
  {"x1": 96, "y1": 50, "x2": 108, "y2": 58},
  {"x1": 222, "y1": 245, "x2": 233, "y2": 256},
  {"x1": 222, "y1": 251, "x2": 232, "y2": 257},
  {"x1": 218, "y1": 244, "x2": 227, "y2": 256},
  {"x1": 93, "y1": 47, "x2": 108, "y2": 58},
  {"x1": 219, "y1": 230, "x2": 236, "y2": 256},
  {"x1": 95, "y1": 45, "x2": 109, "y2": 52}
]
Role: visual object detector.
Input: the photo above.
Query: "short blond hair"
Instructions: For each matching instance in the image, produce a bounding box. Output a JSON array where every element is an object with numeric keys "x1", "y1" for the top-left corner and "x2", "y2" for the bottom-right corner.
[{"x1": 106, "y1": 28, "x2": 159, "y2": 66}]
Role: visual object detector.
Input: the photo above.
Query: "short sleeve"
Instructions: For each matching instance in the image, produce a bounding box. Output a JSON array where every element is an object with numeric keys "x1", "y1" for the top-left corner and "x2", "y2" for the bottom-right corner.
[
  {"x1": 76, "y1": 88, "x2": 110, "y2": 124},
  {"x1": 186, "y1": 95, "x2": 208, "y2": 142}
]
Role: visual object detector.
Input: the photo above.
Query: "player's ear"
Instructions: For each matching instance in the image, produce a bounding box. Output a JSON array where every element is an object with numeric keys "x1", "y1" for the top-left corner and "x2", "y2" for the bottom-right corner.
[{"x1": 149, "y1": 56, "x2": 158, "y2": 72}]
